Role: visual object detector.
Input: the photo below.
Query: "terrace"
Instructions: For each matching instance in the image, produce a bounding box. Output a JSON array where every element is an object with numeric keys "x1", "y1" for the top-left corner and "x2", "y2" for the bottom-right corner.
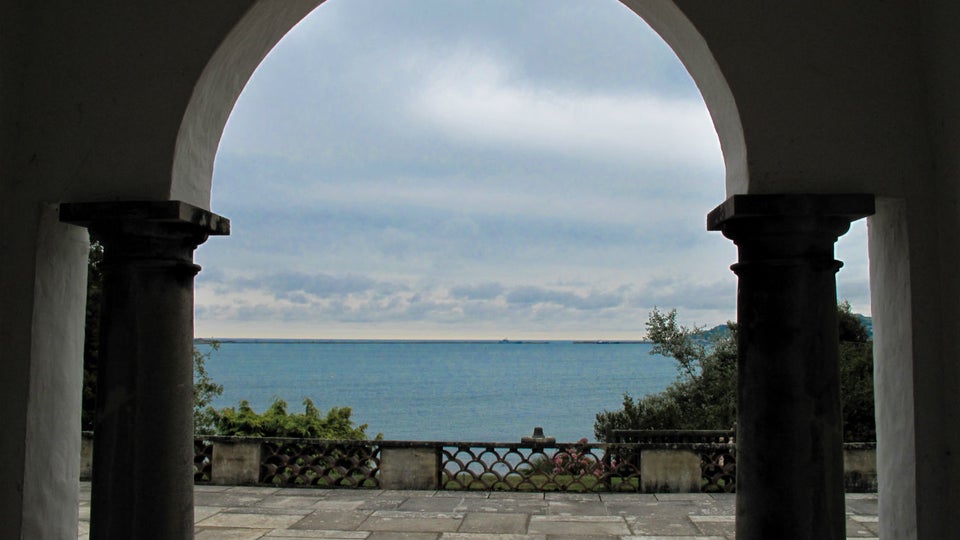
[{"x1": 77, "y1": 481, "x2": 880, "y2": 539}]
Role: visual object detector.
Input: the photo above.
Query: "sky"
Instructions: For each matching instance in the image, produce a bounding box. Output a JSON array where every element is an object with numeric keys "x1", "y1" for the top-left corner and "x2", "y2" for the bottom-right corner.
[{"x1": 195, "y1": 0, "x2": 871, "y2": 340}]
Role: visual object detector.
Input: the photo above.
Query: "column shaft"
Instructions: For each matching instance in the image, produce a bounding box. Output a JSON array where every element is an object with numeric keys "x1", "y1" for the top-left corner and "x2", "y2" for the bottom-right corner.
[{"x1": 707, "y1": 194, "x2": 873, "y2": 540}]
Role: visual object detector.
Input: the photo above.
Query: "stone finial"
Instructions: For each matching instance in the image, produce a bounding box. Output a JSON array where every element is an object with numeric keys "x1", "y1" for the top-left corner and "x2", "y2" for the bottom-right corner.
[{"x1": 521, "y1": 426, "x2": 556, "y2": 444}]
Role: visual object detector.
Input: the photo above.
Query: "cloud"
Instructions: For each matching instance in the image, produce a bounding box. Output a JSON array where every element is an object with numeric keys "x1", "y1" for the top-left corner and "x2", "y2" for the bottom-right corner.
[
  {"x1": 196, "y1": 269, "x2": 740, "y2": 336},
  {"x1": 450, "y1": 282, "x2": 505, "y2": 300},
  {"x1": 631, "y1": 276, "x2": 737, "y2": 312},
  {"x1": 411, "y1": 51, "x2": 721, "y2": 170},
  {"x1": 234, "y1": 272, "x2": 386, "y2": 297},
  {"x1": 505, "y1": 285, "x2": 626, "y2": 310}
]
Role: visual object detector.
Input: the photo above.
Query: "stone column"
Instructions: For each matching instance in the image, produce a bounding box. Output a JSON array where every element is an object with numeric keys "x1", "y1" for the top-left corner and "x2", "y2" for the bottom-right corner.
[
  {"x1": 707, "y1": 194, "x2": 873, "y2": 540},
  {"x1": 61, "y1": 201, "x2": 228, "y2": 540}
]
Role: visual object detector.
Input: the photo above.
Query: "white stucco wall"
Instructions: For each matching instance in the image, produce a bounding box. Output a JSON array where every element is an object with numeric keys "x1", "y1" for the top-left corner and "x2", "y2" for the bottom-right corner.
[
  {"x1": 869, "y1": 199, "x2": 917, "y2": 540},
  {"x1": 21, "y1": 205, "x2": 88, "y2": 539}
]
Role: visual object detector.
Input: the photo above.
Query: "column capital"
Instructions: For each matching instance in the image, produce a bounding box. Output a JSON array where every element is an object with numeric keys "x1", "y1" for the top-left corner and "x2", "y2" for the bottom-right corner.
[
  {"x1": 707, "y1": 193, "x2": 873, "y2": 236},
  {"x1": 60, "y1": 201, "x2": 229, "y2": 275},
  {"x1": 59, "y1": 200, "x2": 230, "y2": 239},
  {"x1": 707, "y1": 193, "x2": 874, "y2": 230},
  {"x1": 708, "y1": 194, "x2": 874, "y2": 273}
]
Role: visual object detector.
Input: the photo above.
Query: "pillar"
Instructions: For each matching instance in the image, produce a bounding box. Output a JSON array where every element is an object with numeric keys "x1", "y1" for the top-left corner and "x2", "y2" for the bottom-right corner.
[
  {"x1": 61, "y1": 201, "x2": 228, "y2": 540},
  {"x1": 707, "y1": 194, "x2": 873, "y2": 540}
]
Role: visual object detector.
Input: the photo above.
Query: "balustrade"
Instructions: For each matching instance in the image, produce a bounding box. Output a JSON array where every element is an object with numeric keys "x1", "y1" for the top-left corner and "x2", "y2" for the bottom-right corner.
[{"x1": 77, "y1": 433, "x2": 876, "y2": 493}]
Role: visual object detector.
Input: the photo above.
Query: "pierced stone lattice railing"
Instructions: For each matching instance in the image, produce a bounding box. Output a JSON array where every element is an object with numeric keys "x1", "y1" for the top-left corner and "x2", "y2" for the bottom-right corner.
[
  {"x1": 441, "y1": 442, "x2": 643, "y2": 492},
  {"x1": 193, "y1": 439, "x2": 212, "y2": 483},
  {"x1": 260, "y1": 439, "x2": 381, "y2": 488},
  {"x1": 700, "y1": 448, "x2": 736, "y2": 493}
]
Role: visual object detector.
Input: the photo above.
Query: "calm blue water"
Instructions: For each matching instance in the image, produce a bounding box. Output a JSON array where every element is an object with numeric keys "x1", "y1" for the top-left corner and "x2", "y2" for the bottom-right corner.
[{"x1": 196, "y1": 340, "x2": 679, "y2": 443}]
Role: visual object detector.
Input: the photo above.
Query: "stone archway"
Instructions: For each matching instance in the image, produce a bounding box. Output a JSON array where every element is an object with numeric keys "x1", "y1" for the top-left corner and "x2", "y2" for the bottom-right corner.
[
  {"x1": 12, "y1": 2, "x2": 938, "y2": 539},
  {"x1": 71, "y1": 2, "x2": 867, "y2": 539}
]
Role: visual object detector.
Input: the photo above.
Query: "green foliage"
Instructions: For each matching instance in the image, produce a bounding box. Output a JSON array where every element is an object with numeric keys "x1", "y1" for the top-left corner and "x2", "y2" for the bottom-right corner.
[
  {"x1": 595, "y1": 304, "x2": 876, "y2": 442},
  {"x1": 837, "y1": 302, "x2": 876, "y2": 441},
  {"x1": 81, "y1": 240, "x2": 103, "y2": 431},
  {"x1": 594, "y1": 309, "x2": 737, "y2": 440},
  {"x1": 214, "y1": 398, "x2": 380, "y2": 440},
  {"x1": 193, "y1": 342, "x2": 224, "y2": 434}
]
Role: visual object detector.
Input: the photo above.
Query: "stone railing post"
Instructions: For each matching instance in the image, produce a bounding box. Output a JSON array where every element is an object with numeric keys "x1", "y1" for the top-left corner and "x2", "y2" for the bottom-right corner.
[
  {"x1": 79, "y1": 432, "x2": 94, "y2": 481},
  {"x1": 379, "y1": 443, "x2": 441, "y2": 490},
  {"x1": 708, "y1": 194, "x2": 873, "y2": 539},
  {"x1": 211, "y1": 439, "x2": 262, "y2": 485},
  {"x1": 61, "y1": 201, "x2": 228, "y2": 540},
  {"x1": 843, "y1": 443, "x2": 878, "y2": 493},
  {"x1": 640, "y1": 448, "x2": 701, "y2": 493}
]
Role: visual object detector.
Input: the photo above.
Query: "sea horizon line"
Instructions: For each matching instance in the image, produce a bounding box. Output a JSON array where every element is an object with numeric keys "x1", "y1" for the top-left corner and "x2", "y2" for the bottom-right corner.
[{"x1": 195, "y1": 337, "x2": 653, "y2": 345}]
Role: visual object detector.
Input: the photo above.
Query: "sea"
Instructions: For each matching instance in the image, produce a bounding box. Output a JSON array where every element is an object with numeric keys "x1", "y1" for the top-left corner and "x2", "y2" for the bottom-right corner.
[{"x1": 196, "y1": 340, "x2": 680, "y2": 443}]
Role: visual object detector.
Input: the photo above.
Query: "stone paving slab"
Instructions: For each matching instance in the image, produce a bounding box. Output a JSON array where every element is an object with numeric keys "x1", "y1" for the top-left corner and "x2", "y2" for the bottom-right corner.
[
  {"x1": 455, "y1": 498, "x2": 548, "y2": 515},
  {"x1": 195, "y1": 529, "x2": 273, "y2": 540},
  {"x1": 367, "y1": 533, "x2": 439, "y2": 540},
  {"x1": 289, "y1": 511, "x2": 373, "y2": 530},
  {"x1": 361, "y1": 511, "x2": 464, "y2": 533},
  {"x1": 441, "y1": 534, "x2": 544, "y2": 540},
  {"x1": 458, "y1": 513, "x2": 528, "y2": 534},
  {"x1": 546, "y1": 500, "x2": 609, "y2": 516},
  {"x1": 398, "y1": 497, "x2": 465, "y2": 512},
  {"x1": 77, "y1": 481, "x2": 879, "y2": 539},
  {"x1": 197, "y1": 512, "x2": 305, "y2": 530},
  {"x1": 261, "y1": 496, "x2": 348, "y2": 509},
  {"x1": 434, "y1": 491, "x2": 492, "y2": 499},
  {"x1": 488, "y1": 492, "x2": 544, "y2": 500},
  {"x1": 527, "y1": 515, "x2": 632, "y2": 536},
  {"x1": 265, "y1": 530, "x2": 369, "y2": 538}
]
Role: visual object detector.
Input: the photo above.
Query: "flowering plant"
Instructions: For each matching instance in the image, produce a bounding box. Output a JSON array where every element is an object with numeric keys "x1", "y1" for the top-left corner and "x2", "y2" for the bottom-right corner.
[{"x1": 552, "y1": 438, "x2": 605, "y2": 477}]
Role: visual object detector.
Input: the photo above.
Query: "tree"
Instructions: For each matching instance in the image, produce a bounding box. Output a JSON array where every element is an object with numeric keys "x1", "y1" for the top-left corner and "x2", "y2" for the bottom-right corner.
[
  {"x1": 837, "y1": 301, "x2": 876, "y2": 441},
  {"x1": 213, "y1": 398, "x2": 379, "y2": 439},
  {"x1": 594, "y1": 309, "x2": 736, "y2": 439},
  {"x1": 193, "y1": 342, "x2": 224, "y2": 434},
  {"x1": 595, "y1": 304, "x2": 875, "y2": 442}
]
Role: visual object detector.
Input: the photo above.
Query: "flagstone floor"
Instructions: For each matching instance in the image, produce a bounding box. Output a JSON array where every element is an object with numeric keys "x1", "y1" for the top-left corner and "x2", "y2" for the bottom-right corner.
[{"x1": 77, "y1": 481, "x2": 879, "y2": 539}]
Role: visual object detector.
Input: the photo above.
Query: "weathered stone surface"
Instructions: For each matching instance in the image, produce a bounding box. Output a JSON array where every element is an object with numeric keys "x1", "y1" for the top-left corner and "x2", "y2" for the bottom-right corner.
[
  {"x1": 79, "y1": 435, "x2": 94, "y2": 481},
  {"x1": 640, "y1": 450, "x2": 701, "y2": 493},
  {"x1": 361, "y1": 510, "x2": 463, "y2": 532},
  {"x1": 843, "y1": 446, "x2": 878, "y2": 493},
  {"x1": 289, "y1": 511, "x2": 373, "y2": 530},
  {"x1": 397, "y1": 497, "x2": 463, "y2": 512},
  {"x1": 458, "y1": 512, "x2": 528, "y2": 534},
  {"x1": 196, "y1": 512, "x2": 304, "y2": 529},
  {"x1": 528, "y1": 515, "x2": 631, "y2": 536},
  {"x1": 380, "y1": 448, "x2": 440, "y2": 490},
  {"x1": 212, "y1": 440, "x2": 262, "y2": 485}
]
